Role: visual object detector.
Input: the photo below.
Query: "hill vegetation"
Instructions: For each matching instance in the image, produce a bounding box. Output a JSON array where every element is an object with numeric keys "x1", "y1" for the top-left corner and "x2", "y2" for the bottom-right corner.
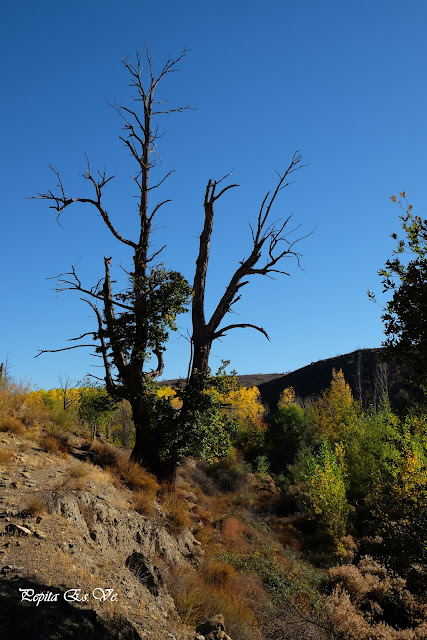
[{"x1": 1, "y1": 352, "x2": 426, "y2": 639}]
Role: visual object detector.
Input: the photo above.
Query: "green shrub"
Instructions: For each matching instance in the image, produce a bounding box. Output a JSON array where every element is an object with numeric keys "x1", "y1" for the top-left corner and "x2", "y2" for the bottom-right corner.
[
  {"x1": 266, "y1": 403, "x2": 306, "y2": 472},
  {"x1": 290, "y1": 440, "x2": 349, "y2": 544},
  {"x1": 206, "y1": 455, "x2": 250, "y2": 493}
]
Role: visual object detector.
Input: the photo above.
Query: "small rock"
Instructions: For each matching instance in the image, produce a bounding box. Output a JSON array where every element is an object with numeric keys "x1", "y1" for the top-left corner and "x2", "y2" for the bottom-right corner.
[
  {"x1": 21, "y1": 472, "x2": 31, "y2": 479},
  {"x1": 96, "y1": 494, "x2": 106, "y2": 500},
  {"x1": 194, "y1": 636, "x2": 205, "y2": 640},
  {"x1": 9, "y1": 482, "x2": 19, "y2": 489},
  {"x1": 1, "y1": 565, "x2": 25, "y2": 574}
]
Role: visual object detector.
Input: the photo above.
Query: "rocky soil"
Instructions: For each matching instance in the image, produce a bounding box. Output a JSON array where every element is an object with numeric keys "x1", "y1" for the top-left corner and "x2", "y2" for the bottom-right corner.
[{"x1": 0, "y1": 431, "x2": 206, "y2": 640}]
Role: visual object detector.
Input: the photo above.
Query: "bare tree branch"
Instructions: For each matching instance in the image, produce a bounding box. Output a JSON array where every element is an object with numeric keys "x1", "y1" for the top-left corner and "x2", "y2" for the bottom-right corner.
[{"x1": 212, "y1": 323, "x2": 270, "y2": 341}]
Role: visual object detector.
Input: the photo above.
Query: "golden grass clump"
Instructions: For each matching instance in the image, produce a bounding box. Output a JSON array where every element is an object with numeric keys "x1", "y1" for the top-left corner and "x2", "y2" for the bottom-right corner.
[
  {"x1": 40, "y1": 433, "x2": 69, "y2": 455},
  {"x1": 90, "y1": 440, "x2": 159, "y2": 496},
  {"x1": 132, "y1": 489, "x2": 156, "y2": 517},
  {"x1": 160, "y1": 488, "x2": 193, "y2": 533},
  {"x1": 205, "y1": 561, "x2": 236, "y2": 587},
  {"x1": 0, "y1": 448, "x2": 14, "y2": 465},
  {"x1": 20, "y1": 496, "x2": 47, "y2": 518},
  {"x1": 0, "y1": 416, "x2": 26, "y2": 434},
  {"x1": 90, "y1": 440, "x2": 120, "y2": 468},
  {"x1": 115, "y1": 457, "x2": 160, "y2": 494}
]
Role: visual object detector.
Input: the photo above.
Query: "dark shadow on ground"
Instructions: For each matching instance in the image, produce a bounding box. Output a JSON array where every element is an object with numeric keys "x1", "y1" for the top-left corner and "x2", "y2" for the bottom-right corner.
[{"x1": 0, "y1": 576, "x2": 139, "y2": 640}]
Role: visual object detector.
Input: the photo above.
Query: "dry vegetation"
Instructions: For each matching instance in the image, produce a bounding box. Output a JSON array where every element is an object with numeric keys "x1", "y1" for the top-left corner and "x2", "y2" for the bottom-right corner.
[{"x1": 1, "y1": 375, "x2": 426, "y2": 640}]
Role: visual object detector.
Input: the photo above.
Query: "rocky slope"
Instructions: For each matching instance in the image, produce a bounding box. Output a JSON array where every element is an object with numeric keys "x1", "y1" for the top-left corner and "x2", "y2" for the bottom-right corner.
[{"x1": 0, "y1": 431, "x2": 204, "y2": 640}]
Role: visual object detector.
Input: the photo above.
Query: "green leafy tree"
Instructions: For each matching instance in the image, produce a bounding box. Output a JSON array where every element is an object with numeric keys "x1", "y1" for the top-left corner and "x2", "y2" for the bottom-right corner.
[
  {"x1": 369, "y1": 192, "x2": 427, "y2": 393},
  {"x1": 267, "y1": 402, "x2": 306, "y2": 473},
  {"x1": 78, "y1": 382, "x2": 118, "y2": 439},
  {"x1": 290, "y1": 440, "x2": 349, "y2": 544}
]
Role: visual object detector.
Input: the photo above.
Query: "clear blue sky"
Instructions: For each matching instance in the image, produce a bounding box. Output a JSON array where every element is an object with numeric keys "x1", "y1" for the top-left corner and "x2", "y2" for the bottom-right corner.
[{"x1": 1, "y1": 0, "x2": 427, "y2": 390}]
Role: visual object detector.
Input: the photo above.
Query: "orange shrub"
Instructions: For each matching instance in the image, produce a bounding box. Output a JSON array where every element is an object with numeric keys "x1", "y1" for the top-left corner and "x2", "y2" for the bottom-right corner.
[{"x1": 222, "y1": 516, "x2": 246, "y2": 539}]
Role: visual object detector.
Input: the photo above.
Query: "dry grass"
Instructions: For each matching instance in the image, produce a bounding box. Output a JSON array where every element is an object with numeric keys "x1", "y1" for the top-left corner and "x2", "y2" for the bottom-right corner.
[
  {"x1": 205, "y1": 561, "x2": 236, "y2": 587},
  {"x1": 90, "y1": 440, "x2": 120, "y2": 468},
  {"x1": 0, "y1": 416, "x2": 26, "y2": 434},
  {"x1": 167, "y1": 565, "x2": 265, "y2": 640},
  {"x1": 40, "y1": 433, "x2": 70, "y2": 455},
  {"x1": 90, "y1": 440, "x2": 160, "y2": 496},
  {"x1": 222, "y1": 516, "x2": 247, "y2": 539},
  {"x1": 116, "y1": 457, "x2": 160, "y2": 494},
  {"x1": 160, "y1": 488, "x2": 193, "y2": 533},
  {"x1": 56, "y1": 460, "x2": 111, "y2": 492},
  {"x1": 19, "y1": 496, "x2": 47, "y2": 518},
  {"x1": 132, "y1": 489, "x2": 156, "y2": 517},
  {"x1": 0, "y1": 448, "x2": 14, "y2": 465}
]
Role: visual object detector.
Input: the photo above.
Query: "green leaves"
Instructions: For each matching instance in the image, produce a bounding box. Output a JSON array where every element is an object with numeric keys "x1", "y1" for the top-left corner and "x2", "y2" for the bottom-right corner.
[{"x1": 373, "y1": 196, "x2": 427, "y2": 394}]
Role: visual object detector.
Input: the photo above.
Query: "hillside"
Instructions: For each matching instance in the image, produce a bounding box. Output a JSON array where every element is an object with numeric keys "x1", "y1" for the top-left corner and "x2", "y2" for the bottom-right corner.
[
  {"x1": 0, "y1": 428, "x2": 334, "y2": 640},
  {"x1": 163, "y1": 348, "x2": 412, "y2": 411},
  {"x1": 256, "y1": 348, "x2": 412, "y2": 410}
]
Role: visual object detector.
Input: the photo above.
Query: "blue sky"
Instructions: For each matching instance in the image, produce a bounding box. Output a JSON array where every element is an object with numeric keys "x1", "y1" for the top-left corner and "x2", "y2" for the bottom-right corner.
[{"x1": 1, "y1": 0, "x2": 427, "y2": 389}]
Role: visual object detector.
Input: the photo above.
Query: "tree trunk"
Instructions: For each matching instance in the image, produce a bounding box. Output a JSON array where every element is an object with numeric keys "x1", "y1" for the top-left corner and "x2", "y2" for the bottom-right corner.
[{"x1": 130, "y1": 400, "x2": 176, "y2": 481}]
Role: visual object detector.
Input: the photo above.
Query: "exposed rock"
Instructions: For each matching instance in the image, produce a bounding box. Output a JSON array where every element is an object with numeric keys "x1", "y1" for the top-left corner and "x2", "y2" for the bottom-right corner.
[
  {"x1": 195, "y1": 614, "x2": 232, "y2": 640},
  {"x1": 33, "y1": 530, "x2": 47, "y2": 539},
  {"x1": 126, "y1": 551, "x2": 164, "y2": 596}
]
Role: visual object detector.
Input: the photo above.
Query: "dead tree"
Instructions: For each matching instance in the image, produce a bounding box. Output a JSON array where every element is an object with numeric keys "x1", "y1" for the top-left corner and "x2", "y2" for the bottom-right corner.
[
  {"x1": 32, "y1": 48, "x2": 191, "y2": 479},
  {"x1": 188, "y1": 152, "x2": 311, "y2": 392}
]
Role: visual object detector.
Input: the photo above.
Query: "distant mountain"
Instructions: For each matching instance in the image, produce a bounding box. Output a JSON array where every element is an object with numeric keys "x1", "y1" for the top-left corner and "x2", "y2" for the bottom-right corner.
[
  {"x1": 255, "y1": 348, "x2": 413, "y2": 412},
  {"x1": 161, "y1": 348, "x2": 414, "y2": 412}
]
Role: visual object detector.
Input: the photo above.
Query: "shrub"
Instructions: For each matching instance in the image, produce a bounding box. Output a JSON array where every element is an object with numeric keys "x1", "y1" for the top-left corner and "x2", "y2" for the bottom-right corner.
[
  {"x1": 290, "y1": 440, "x2": 349, "y2": 544},
  {"x1": 205, "y1": 562, "x2": 235, "y2": 586},
  {"x1": 266, "y1": 403, "x2": 306, "y2": 472},
  {"x1": 327, "y1": 556, "x2": 427, "y2": 638},
  {"x1": 40, "y1": 433, "x2": 69, "y2": 454},
  {"x1": 0, "y1": 416, "x2": 25, "y2": 434},
  {"x1": 222, "y1": 516, "x2": 246, "y2": 539},
  {"x1": 206, "y1": 456, "x2": 250, "y2": 493},
  {"x1": 221, "y1": 545, "x2": 325, "y2": 616}
]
